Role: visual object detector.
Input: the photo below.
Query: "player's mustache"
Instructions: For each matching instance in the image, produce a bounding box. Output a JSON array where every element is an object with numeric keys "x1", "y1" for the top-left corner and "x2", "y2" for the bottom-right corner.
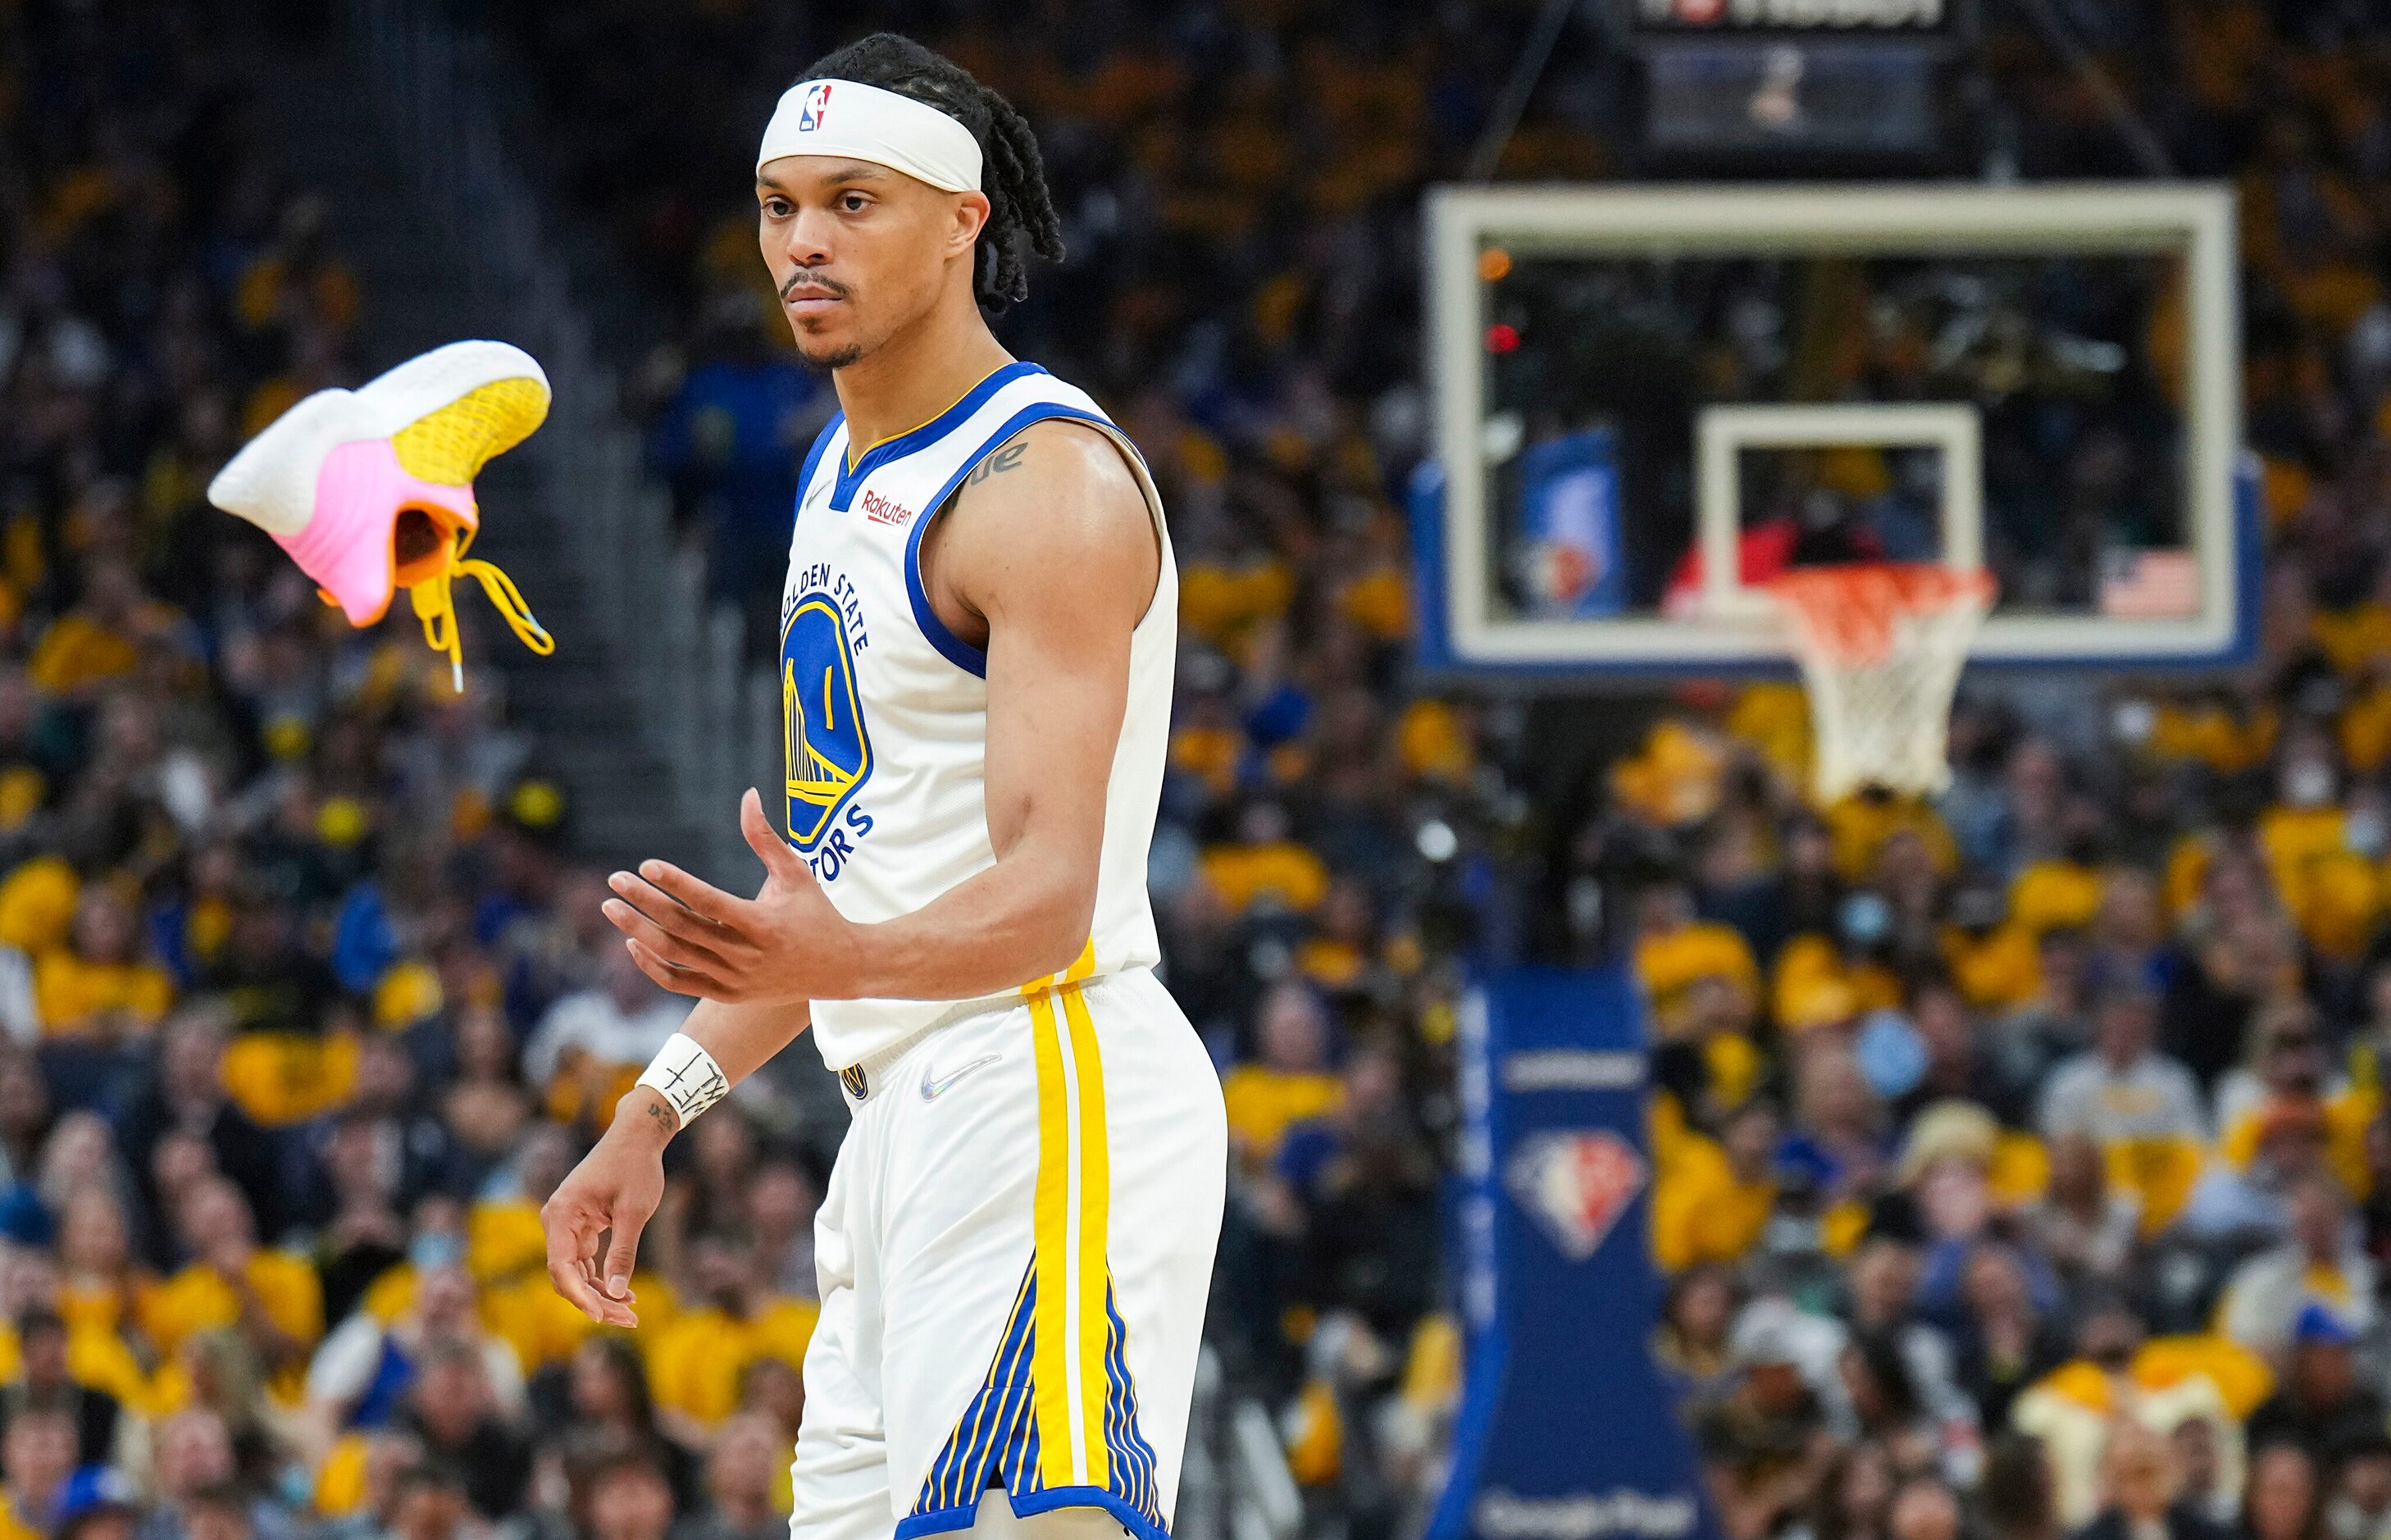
[{"x1": 780, "y1": 271, "x2": 850, "y2": 302}]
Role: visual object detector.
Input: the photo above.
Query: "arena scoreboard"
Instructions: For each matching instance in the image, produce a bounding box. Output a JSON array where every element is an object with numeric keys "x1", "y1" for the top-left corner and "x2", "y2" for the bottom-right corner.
[{"x1": 1613, "y1": 0, "x2": 1974, "y2": 159}]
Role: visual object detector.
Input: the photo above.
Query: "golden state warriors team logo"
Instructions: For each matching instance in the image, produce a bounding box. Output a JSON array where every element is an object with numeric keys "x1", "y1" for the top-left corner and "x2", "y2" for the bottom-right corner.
[{"x1": 781, "y1": 582, "x2": 872, "y2": 856}]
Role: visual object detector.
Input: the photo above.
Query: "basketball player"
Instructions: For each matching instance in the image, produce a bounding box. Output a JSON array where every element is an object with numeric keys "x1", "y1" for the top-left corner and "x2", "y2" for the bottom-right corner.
[{"x1": 539, "y1": 32, "x2": 1226, "y2": 1540}]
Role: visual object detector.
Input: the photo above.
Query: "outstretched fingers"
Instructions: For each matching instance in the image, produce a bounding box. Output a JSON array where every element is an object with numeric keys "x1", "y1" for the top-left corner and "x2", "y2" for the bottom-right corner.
[
  {"x1": 622, "y1": 936, "x2": 730, "y2": 1000},
  {"x1": 634, "y1": 859, "x2": 752, "y2": 928},
  {"x1": 603, "y1": 882, "x2": 740, "y2": 977}
]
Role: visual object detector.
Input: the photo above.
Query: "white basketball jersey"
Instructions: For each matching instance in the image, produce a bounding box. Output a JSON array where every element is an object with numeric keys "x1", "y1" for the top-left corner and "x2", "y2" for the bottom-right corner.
[{"x1": 777, "y1": 362, "x2": 1175, "y2": 1070}]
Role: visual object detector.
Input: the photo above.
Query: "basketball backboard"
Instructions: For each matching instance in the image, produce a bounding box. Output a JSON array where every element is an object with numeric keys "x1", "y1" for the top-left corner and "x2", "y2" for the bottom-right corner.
[{"x1": 1413, "y1": 182, "x2": 2257, "y2": 679}]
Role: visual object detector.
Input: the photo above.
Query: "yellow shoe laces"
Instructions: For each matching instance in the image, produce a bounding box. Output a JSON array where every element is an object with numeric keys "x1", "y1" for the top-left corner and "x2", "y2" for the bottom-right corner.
[{"x1": 407, "y1": 524, "x2": 553, "y2": 691}]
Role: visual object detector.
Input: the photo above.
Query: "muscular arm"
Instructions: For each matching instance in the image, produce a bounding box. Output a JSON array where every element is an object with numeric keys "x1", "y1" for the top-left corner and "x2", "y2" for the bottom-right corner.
[
  {"x1": 837, "y1": 419, "x2": 1155, "y2": 996},
  {"x1": 596, "y1": 419, "x2": 1158, "y2": 1007}
]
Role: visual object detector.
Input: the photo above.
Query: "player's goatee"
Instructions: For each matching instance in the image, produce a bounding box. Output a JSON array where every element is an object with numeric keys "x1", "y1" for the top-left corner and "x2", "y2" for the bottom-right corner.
[{"x1": 799, "y1": 342, "x2": 866, "y2": 371}]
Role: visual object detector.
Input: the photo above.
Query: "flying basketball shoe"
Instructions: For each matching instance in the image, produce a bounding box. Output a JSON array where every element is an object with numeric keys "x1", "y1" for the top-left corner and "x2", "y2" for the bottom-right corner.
[{"x1": 208, "y1": 339, "x2": 555, "y2": 689}]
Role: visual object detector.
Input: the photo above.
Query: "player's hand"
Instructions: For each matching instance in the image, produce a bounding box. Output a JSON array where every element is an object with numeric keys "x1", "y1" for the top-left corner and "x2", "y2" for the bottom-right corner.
[
  {"x1": 599, "y1": 787, "x2": 857, "y2": 1004},
  {"x1": 541, "y1": 1096, "x2": 670, "y2": 1327}
]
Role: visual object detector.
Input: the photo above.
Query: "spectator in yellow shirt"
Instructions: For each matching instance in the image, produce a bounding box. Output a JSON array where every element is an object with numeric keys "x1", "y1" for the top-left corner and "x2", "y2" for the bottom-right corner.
[
  {"x1": 0, "y1": 1244, "x2": 139, "y2": 1419},
  {"x1": 1200, "y1": 802, "x2": 1330, "y2": 917},
  {"x1": 2214, "y1": 1002, "x2": 2375, "y2": 1198},
  {"x1": 644, "y1": 1237, "x2": 818, "y2": 1432},
  {"x1": 1221, "y1": 981, "x2": 1343, "y2": 1170},
  {"x1": 2037, "y1": 984, "x2": 2210, "y2": 1235},
  {"x1": 1634, "y1": 889, "x2": 1761, "y2": 1014},
  {"x1": 1649, "y1": 975, "x2": 1765, "y2": 1128},
  {"x1": 33, "y1": 889, "x2": 172, "y2": 1040},
  {"x1": 1639, "y1": 885, "x2": 1766, "y2": 1123},
  {"x1": 57, "y1": 1185, "x2": 143, "y2": 1344},
  {"x1": 468, "y1": 1124, "x2": 575, "y2": 1286},
  {"x1": 1652, "y1": 1103, "x2": 1779, "y2": 1273},
  {"x1": 25, "y1": 561, "x2": 157, "y2": 699},
  {"x1": 137, "y1": 1177, "x2": 322, "y2": 1404}
]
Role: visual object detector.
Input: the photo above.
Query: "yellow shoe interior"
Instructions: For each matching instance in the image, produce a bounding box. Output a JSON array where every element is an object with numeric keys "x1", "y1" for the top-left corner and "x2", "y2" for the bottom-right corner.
[
  {"x1": 389, "y1": 376, "x2": 549, "y2": 486},
  {"x1": 385, "y1": 376, "x2": 556, "y2": 690}
]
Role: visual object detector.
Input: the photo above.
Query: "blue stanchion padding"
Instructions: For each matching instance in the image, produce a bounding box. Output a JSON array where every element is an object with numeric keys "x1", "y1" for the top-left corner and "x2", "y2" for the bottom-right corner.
[{"x1": 1428, "y1": 966, "x2": 1720, "y2": 1540}]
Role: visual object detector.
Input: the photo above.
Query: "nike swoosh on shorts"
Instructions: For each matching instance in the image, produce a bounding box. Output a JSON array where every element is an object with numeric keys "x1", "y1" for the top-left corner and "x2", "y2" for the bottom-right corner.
[{"x1": 919, "y1": 1053, "x2": 1004, "y2": 1101}]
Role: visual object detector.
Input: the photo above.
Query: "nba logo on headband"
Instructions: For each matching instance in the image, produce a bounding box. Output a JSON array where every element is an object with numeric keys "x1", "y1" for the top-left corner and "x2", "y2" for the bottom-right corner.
[
  {"x1": 758, "y1": 78, "x2": 981, "y2": 191},
  {"x1": 796, "y1": 82, "x2": 831, "y2": 132}
]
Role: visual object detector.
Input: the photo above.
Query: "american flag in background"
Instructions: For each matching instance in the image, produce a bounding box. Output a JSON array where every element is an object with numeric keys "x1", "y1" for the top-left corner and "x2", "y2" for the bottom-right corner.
[{"x1": 2100, "y1": 549, "x2": 2202, "y2": 618}]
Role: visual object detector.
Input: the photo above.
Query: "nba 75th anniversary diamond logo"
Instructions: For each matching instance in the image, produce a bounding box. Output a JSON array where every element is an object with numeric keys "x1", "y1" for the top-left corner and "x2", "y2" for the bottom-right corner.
[{"x1": 1505, "y1": 1131, "x2": 1646, "y2": 1262}]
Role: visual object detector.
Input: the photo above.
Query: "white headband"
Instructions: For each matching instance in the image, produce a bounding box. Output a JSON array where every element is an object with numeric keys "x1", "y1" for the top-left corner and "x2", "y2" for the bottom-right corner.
[{"x1": 757, "y1": 79, "x2": 982, "y2": 193}]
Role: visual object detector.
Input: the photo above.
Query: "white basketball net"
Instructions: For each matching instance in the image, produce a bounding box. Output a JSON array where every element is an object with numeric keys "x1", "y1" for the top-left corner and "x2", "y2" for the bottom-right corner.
[{"x1": 1766, "y1": 564, "x2": 1997, "y2": 803}]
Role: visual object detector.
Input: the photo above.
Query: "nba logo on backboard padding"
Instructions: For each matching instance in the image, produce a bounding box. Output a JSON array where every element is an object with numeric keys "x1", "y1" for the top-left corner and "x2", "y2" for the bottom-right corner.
[
  {"x1": 1505, "y1": 1131, "x2": 1646, "y2": 1261},
  {"x1": 797, "y1": 82, "x2": 832, "y2": 131}
]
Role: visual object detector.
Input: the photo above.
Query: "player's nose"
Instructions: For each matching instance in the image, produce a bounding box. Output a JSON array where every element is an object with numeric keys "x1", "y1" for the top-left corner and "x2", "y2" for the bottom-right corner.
[{"x1": 775, "y1": 206, "x2": 840, "y2": 266}]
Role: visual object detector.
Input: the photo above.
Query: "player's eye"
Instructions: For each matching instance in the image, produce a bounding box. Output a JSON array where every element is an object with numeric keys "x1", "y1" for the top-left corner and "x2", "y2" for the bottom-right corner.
[
  {"x1": 838, "y1": 192, "x2": 872, "y2": 214},
  {"x1": 760, "y1": 197, "x2": 794, "y2": 219}
]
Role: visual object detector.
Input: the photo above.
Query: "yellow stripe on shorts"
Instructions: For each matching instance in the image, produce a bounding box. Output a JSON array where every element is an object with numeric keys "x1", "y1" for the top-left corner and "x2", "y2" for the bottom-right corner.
[
  {"x1": 1025, "y1": 936, "x2": 1111, "y2": 1493},
  {"x1": 1060, "y1": 979, "x2": 1111, "y2": 1489},
  {"x1": 911, "y1": 941, "x2": 1164, "y2": 1532},
  {"x1": 1027, "y1": 985, "x2": 1077, "y2": 1487}
]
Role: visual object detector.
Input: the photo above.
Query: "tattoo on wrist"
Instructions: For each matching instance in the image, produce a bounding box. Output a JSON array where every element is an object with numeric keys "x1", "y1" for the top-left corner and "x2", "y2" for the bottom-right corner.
[
  {"x1": 635, "y1": 1032, "x2": 727, "y2": 1126},
  {"x1": 643, "y1": 1096, "x2": 677, "y2": 1137}
]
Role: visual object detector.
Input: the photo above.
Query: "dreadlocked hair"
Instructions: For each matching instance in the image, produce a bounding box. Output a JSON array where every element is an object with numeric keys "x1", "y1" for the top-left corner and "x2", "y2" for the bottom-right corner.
[{"x1": 797, "y1": 34, "x2": 1065, "y2": 314}]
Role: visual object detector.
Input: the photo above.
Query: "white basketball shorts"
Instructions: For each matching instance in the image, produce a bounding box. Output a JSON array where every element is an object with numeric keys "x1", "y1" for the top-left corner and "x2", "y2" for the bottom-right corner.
[{"x1": 790, "y1": 965, "x2": 1228, "y2": 1540}]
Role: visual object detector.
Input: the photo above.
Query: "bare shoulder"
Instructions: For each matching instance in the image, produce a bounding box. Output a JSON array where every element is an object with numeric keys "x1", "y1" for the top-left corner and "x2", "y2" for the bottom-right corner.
[
  {"x1": 950, "y1": 417, "x2": 1146, "y2": 547},
  {"x1": 942, "y1": 417, "x2": 1156, "y2": 623}
]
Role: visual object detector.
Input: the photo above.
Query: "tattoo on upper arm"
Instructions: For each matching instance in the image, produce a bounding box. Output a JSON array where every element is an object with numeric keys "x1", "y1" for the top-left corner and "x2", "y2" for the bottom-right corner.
[{"x1": 965, "y1": 442, "x2": 1029, "y2": 486}]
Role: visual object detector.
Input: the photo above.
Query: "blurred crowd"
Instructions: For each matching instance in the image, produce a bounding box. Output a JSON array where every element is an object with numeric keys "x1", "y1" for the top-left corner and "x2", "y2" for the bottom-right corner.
[
  {"x1": 17, "y1": 2, "x2": 2391, "y2": 1540},
  {"x1": 0, "y1": 7, "x2": 844, "y2": 1540},
  {"x1": 489, "y1": 1, "x2": 2391, "y2": 1538}
]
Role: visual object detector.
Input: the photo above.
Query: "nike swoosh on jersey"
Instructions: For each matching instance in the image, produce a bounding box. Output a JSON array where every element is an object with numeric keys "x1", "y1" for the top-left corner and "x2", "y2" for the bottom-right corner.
[{"x1": 920, "y1": 1053, "x2": 1004, "y2": 1101}]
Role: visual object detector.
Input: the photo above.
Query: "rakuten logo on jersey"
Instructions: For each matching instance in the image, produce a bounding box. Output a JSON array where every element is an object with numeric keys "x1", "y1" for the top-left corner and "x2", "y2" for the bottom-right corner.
[{"x1": 862, "y1": 489, "x2": 916, "y2": 526}]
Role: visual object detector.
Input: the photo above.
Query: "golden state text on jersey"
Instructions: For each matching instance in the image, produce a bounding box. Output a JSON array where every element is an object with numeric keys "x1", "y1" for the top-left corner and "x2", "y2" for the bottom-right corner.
[{"x1": 780, "y1": 563, "x2": 876, "y2": 877}]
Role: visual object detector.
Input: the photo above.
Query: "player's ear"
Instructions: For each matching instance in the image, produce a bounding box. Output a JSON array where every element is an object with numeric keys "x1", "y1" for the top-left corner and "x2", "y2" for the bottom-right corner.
[{"x1": 947, "y1": 190, "x2": 991, "y2": 258}]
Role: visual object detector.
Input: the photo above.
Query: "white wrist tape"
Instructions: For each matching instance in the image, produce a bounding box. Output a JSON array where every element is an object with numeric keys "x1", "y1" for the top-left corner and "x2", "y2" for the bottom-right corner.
[{"x1": 635, "y1": 1032, "x2": 730, "y2": 1127}]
